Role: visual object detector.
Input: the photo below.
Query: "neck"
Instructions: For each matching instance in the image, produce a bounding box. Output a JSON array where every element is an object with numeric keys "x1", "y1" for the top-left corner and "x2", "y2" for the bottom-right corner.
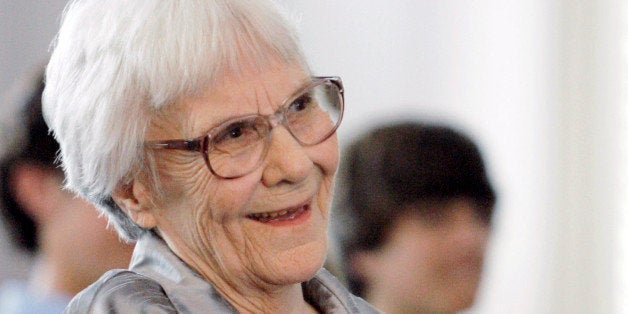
[
  {"x1": 219, "y1": 281, "x2": 318, "y2": 314},
  {"x1": 191, "y1": 259, "x2": 318, "y2": 313},
  {"x1": 162, "y1": 234, "x2": 319, "y2": 314}
]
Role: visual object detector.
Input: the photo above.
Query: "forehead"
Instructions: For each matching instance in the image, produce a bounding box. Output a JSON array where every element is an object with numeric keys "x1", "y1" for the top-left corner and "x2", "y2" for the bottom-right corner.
[
  {"x1": 209, "y1": 62, "x2": 309, "y2": 111},
  {"x1": 149, "y1": 62, "x2": 309, "y2": 140}
]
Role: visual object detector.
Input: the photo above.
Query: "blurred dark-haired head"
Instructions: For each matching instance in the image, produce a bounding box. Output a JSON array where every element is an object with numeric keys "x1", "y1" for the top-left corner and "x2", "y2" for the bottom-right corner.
[
  {"x1": 0, "y1": 73, "x2": 57, "y2": 252},
  {"x1": 334, "y1": 121, "x2": 496, "y2": 298}
]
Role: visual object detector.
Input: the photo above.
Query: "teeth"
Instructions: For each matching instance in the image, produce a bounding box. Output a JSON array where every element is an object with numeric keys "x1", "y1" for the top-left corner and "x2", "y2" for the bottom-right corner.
[
  {"x1": 270, "y1": 210, "x2": 288, "y2": 218},
  {"x1": 247, "y1": 206, "x2": 305, "y2": 221}
]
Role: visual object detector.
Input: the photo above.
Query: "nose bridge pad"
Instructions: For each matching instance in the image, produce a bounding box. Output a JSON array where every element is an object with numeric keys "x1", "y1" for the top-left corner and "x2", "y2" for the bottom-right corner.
[
  {"x1": 264, "y1": 111, "x2": 302, "y2": 161},
  {"x1": 262, "y1": 111, "x2": 310, "y2": 181},
  {"x1": 268, "y1": 112, "x2": 284, "y2": 128}
]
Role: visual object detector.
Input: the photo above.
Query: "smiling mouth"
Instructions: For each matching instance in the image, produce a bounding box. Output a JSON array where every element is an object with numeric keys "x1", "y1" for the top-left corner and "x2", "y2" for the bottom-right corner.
[{"x1": 246, "y1": 204, "x2": 309, "y2": 223}]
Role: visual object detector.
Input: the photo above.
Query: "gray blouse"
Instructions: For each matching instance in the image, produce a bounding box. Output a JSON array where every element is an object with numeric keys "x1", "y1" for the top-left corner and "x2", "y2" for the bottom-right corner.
[{"x1": 64, "y1": 232, "x2": 380, "y2": 313}]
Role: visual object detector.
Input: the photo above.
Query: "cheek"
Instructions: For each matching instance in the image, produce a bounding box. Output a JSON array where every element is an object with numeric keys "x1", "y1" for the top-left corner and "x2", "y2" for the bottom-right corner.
[
  {"x1": 202, "y1": 175, "x2": 260, "y2": 221},
  {"x1": 321, "y1": 136, "x2": 340, "y2": 175},
  {"x1": 396, "y1": 237, "x2": 437, "y2": 278},
  {"x1": 155, "y1": 153, "x2": 213, "y2": 210},
  {"x1": 311, "y1": 136, "x2": 339, "y2": 182},
  {"x1": 155, "y1": 151, "x2": 207, "y2": 190},
  {"x1": 309, "y1": 136, "x2": 339, "y2": 215},
  {"x1": 383, "y1": 225, "x2": 443, "y2": 289},
  {"x1": 150, "y1": 158, "x2": 212, "y2": 241},
  {"x1": 156, "y1": 159, "x2": 260, "y2": 235}
]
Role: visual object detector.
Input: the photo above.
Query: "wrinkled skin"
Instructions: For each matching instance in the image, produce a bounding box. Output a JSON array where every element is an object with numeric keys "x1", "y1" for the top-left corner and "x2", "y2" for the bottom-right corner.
[{"x1": 118, "y1": 61, "x2": 339, "y2": 313}]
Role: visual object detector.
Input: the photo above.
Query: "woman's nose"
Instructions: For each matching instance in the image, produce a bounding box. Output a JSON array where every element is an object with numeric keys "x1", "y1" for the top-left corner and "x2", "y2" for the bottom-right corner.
[{"x1": 261, "y1": 126, "x2": 312, "y2": 186}]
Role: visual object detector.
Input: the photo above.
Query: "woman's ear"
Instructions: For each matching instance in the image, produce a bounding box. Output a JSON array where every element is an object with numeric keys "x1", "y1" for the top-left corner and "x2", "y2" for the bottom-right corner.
[{"x1": 111, "y1": 180, "x2": 158, "y2": 229}]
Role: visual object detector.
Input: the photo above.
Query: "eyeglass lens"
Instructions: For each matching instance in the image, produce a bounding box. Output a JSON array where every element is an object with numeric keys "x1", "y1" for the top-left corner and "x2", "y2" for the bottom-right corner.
[{"x1": 207, "y1": 80, "x2": 342, "y2": 178}]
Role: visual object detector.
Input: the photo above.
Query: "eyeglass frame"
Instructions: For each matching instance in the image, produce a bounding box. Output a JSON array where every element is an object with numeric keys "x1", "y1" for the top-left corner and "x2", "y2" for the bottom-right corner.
[{"x1": 145, "y1": 76, "x2": 344, "y2": 179}]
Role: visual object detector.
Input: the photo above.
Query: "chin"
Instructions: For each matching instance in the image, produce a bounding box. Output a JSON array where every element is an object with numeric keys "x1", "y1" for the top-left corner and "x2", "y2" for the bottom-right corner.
[
  {"x1": 443, "y1": 289, "x2": 478, "y2": 313},
  {"x1": 267, "y1": 239, "x2": 327, "y2": 286}
]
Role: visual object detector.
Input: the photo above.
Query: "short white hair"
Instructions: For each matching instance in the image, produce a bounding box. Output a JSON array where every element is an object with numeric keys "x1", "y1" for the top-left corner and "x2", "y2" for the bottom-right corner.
[{"x1": 43, "y1": 0, "x2": 308, "y2": 241}]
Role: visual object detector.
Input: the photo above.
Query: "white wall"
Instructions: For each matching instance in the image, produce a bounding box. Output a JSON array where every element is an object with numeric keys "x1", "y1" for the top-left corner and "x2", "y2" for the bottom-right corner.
[
  {"x1": 555, "y1": 1, "x2": 628, "y2": 313},
  {"x1": 0, "y1": 1, "x2": 625, "y2": 313},
  {"x1": 0, "y1": 0, "x2": 67, "y2": 94}
]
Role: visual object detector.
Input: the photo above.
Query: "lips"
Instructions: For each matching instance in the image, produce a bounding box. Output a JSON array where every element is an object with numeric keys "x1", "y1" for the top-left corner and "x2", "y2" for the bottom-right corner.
[{"x1": 246, "y1": 204, "x2": 309, "y2": 223}]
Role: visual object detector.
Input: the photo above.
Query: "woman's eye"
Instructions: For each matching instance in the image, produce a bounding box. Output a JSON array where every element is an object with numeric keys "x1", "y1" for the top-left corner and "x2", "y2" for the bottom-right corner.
[
  {"x1": 215, "y1": 122, "x2": 247, "y2": 143},
  {"x1": 228, "y1": 126, "x2": 243, "y2": 138},
  {"x1": 288, "y1": 94, "x2": 313, "y2": 112}
]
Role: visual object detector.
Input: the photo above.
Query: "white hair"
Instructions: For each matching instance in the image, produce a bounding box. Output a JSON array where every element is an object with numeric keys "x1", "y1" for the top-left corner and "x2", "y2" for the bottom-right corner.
[{"x1": 43, "y1": 0, "x2": 308, "y2": 241}]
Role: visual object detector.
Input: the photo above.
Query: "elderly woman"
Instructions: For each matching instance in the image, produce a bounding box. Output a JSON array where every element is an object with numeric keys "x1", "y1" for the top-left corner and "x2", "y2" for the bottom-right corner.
[{"x1": 43, "y1": 0, "x2": 378, "y2": 313}]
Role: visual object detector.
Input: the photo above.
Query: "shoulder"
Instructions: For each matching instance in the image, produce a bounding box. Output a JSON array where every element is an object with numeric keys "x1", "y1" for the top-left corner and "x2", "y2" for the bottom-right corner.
[
  {"x1": 64, "y1": 269, "x2": 177, "y2": 314},
  {"x1": 349, "y1": 296, "x2": 381, "y2": 314},
  {"x1": 306, "y1": 268, "x2": 382, "y2": 314}
]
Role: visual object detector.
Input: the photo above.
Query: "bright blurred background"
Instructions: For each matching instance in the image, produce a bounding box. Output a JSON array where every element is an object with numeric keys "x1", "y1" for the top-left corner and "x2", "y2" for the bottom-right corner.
[{"x1": 1, "y1": 1, "x2": 626, "y2": 313}]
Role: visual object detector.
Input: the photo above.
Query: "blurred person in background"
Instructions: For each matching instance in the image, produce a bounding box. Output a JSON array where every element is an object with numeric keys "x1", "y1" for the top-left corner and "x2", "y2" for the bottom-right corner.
[
  {"x1": 0, "y1": 72, "x2": 135, "y2": 313},
  {"x1": 333, "y1": 122, "x2": 497, "y2": 314}
]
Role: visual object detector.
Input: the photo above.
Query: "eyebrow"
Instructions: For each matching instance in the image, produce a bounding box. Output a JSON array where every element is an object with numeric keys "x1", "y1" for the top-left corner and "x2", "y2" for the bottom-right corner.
[{"x1": 192, "y1": 76, "x2": 314, "y2": 137}]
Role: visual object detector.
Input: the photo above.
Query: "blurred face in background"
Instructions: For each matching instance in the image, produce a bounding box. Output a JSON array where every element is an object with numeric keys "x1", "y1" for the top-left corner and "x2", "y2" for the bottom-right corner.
[
  {"x1": 56, "y1": 186, "x2": 134, "y2": 287},
  {"x1": 10, "y1": 164, "x2": 135, "y2": 295},
  {"x1": 42, "y1": 170, "x2": 135, "y2": 294},
  {"x1": 357, "y1": 197, "x2": 490, "y2": 314}
]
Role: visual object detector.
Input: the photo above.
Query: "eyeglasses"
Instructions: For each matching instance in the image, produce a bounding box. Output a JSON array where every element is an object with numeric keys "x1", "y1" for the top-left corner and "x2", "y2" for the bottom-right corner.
[{"x1": 146, "y1": 76, "x2": 344, "y2": 179}]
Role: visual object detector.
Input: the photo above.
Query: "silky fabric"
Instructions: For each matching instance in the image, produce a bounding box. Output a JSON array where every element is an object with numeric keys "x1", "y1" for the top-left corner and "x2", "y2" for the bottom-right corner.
[{"x1": 64, "y1": 231, "x2": 379, "y2": 313}]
